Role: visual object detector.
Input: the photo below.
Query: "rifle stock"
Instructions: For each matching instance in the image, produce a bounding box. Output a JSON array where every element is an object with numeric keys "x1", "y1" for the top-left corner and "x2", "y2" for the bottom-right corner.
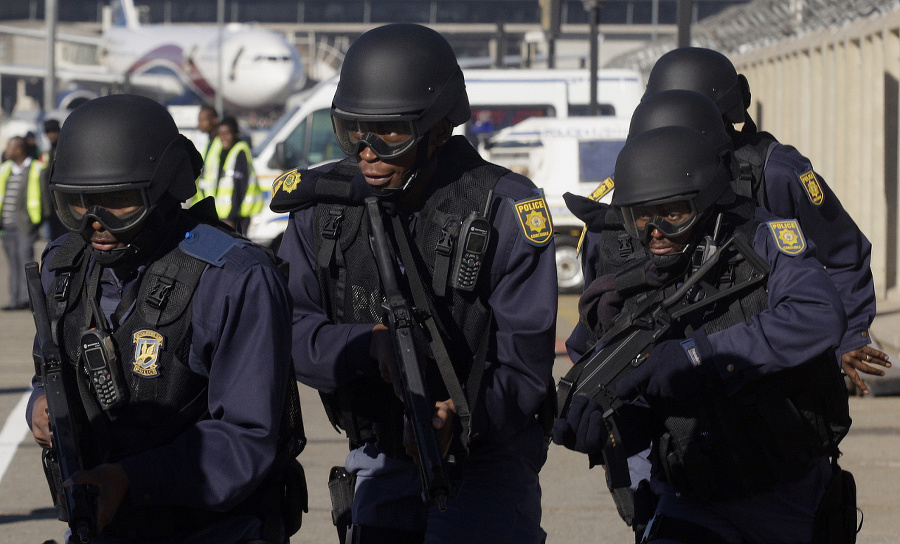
[
  {"x1": 26, "y1": 262, "x2": 98, "y2": 543},
  {"x1": 365, "y1": 197, "x2": 451, "y2": 511}
]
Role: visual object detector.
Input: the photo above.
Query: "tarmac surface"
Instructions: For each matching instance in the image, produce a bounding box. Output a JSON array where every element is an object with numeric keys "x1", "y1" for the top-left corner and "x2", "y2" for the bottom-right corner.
[{"x1": 0, "y1": 245, "x2": 899, "y2": 543}]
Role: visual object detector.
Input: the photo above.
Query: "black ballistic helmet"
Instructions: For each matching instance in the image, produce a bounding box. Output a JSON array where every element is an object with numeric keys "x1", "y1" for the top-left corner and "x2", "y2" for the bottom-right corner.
[
  {"x1": 645, "y1": 47, "x2": 750, "y2": 125},
  {"x1": 50, "y1": 94, "x2": 201, "y2": 203},
  {"x1": 332, "y1": 24, "x2": 470, "y2": 142},
  {"x1": 629, "y1": 89, "x2": 733, "y2": 154},
  {"x1": 613, "y1": 125, "x2": 733, "y2": 216}
]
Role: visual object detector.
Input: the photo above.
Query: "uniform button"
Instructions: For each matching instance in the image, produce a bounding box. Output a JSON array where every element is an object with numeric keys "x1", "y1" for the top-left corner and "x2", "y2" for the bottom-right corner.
[
  {"x1": 726, "y1": 364, "x2": 735, "y2": 373},
  {"x1": 861, "y1": 331, "x2": 868, "y2": 338}
]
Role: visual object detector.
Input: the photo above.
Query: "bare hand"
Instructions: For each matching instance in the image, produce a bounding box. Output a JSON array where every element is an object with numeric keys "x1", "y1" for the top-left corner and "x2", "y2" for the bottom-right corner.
[
  {"x1": 66, "y1": 463, "x2": 129, "y2": 534},
  {"x1": 370, "y1": 323, "x2": 403, "y2": 399},
  {"x1": 404, "y1": 398, "x2": 457, "y2": 462},
  {"x1": 432, "y1": 399, "x2": 456, "y2": 458},
  {"x1": 31, "y1": 394, "x2": 52, "y2": 448},
  {"x1": 842, "y1": 346, "x2": 891, "y2": 395}
]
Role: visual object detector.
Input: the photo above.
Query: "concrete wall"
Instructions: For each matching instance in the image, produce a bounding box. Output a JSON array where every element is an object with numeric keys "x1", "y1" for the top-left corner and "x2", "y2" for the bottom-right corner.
[{"x1": 731, "y1": 10, "x2": 900, "y2": 303}]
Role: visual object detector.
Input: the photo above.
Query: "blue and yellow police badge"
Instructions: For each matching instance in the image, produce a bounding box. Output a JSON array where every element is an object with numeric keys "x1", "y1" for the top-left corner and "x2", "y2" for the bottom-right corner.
[
  {"x1": 798, "y1": 168, "x2": 824, "y2": 206},
  {"x1": 272, "y1": 169, "x2": 302, "y2": 196},
  {"x1": 767, "y1": 220, "x2": 806, "y2": 255},
  {"x1": 132, "y1": 329, "x2": 164, "y2": 378},
  {"x1": 511, "y1": 191, "x2": 553, "y2": 247},
  {"x1": 589, "y1": 178, "x2": 615, "y2": 202}
]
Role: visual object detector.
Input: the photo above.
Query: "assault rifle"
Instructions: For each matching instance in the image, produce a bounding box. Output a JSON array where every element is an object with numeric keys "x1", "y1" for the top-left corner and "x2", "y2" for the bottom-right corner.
[
  {"x1": 556, "y1": 234, "x2": 769, "y2": 491},
  {"x1": 365, "y1": 197, "x2": 451, "y2": 511},
  {"x1": 26, "y1": 262, "x2": 98, "y2": 543}
]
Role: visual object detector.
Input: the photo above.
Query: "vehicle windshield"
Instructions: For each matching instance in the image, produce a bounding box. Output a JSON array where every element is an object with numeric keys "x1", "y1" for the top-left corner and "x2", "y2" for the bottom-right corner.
[{"x1": 253, "y1": 106, "x2": 300, "y2": 156}]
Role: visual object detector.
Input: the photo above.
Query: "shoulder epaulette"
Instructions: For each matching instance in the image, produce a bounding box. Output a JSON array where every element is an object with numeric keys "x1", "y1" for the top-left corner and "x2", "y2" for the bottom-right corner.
[
  {"x1": 270, "y1": 157, "x2": 371, "y2": 213},
  {"x1": 179, "y1": 223, "x2": 245, "y2": 267}
]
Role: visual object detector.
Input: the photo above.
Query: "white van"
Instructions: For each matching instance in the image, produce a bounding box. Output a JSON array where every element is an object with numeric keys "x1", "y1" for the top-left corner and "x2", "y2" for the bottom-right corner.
[
  {"x1": 480, "y1": 116, "x2": 631, "y2": 293},
  {"x1": 247, "y1": 68, "x2": 643, "y2": 290}
]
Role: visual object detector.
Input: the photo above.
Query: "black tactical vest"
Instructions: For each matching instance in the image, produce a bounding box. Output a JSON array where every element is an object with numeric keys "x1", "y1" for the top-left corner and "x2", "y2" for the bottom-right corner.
[
  {"x1": 732, "y1": 129, "x2": 779, "y2": 208},
  {"x1": 44, "y1": 210, "x2": 306, "y2": 539},
  {"x1": 284, "y1": 139, "x2": 506, "y2": 455}
]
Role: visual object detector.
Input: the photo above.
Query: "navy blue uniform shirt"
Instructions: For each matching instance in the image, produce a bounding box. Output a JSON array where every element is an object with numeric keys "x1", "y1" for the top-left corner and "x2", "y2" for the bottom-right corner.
[{"x1": 761, "y1": 144, "x2": 874, "y2": 355}]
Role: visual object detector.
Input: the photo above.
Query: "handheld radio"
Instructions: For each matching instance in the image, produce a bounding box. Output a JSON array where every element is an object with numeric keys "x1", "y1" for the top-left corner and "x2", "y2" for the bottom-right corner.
[
  {"x1": 80, "y1": 329, "x2": 128, "y2": 411},
  {"x1": 449, "y1": 191, "x2": 493, "y2": 291}
]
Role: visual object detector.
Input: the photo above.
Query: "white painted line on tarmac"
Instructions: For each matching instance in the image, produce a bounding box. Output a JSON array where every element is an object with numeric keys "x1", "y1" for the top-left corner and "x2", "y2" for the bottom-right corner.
[{"x1": 0, "y1": 390, "x2": 33, "y2": 486}]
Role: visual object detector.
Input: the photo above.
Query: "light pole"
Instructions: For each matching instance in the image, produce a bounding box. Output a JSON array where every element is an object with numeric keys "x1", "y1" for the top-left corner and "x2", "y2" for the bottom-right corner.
[
  {"x1": 582, "y1": 0, "x2": 605, "y2": 116},
  {"x1": 677, "y1": 0, "x2": 693, "y2": 48},
  {"x1": 44, "y1": 0, "x2": 57, "y2": 110},
  {"x1": 216, "y1": 0, "x2": 225, "y2": 117}
]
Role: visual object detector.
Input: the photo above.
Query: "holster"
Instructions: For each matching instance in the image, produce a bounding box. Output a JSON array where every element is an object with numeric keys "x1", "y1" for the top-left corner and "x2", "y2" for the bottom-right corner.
[
  {"x1": 282, "y1": 458, "x2": 308, "y2": 537},
  {"x1": 813, "y1": 461, "x2": 859, "y2": 544},
  {"x1": 40, "y1": 448, "x2": 67, "y2": 522},
  {"x1": 328, "y1": 466, "x2": 356, "y2": 543}
]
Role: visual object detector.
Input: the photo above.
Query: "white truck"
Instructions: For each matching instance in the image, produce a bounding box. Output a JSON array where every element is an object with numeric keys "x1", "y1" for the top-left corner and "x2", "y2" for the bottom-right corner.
[
  {"x1": 479, "y1": 116, "x2": 630, "y2": 293},
  {"x1": 247, "y1": 68, "x2": 642, "y2": 291}
]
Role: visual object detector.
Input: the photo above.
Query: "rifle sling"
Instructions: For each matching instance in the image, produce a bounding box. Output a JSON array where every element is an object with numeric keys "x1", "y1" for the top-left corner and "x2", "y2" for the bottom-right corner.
[{"x1": 389, "y1": 213, "x2": 479, "y2": 450}]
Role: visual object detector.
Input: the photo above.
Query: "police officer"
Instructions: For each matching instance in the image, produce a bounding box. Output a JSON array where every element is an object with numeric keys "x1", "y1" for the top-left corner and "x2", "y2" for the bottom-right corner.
[
  {"x1": 197, "y1": 116, "x2": 261, "y2": 234},
  {"x1": 272, "y1": 23, "x2": 556, "y2": 544},
  {"x1": 554, "y1": 125, "x2": 852, "y2": 543},
  {"x1": 564, "y1": 89, "x2": 737, "y2": 540},
  {"x1": 25, "y1": 94, "x2": 305, "y2": 543},
  {"x1": 643, "y1": 46, "x2": 888, "y2": 393}
]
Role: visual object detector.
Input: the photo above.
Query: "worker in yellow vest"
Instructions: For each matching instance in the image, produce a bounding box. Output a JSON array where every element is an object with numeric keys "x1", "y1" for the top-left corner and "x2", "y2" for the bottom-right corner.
[
  {"x1": 197, "y1": 105, "x2": 220, "y2": 160},
  {"x1": 0, "y1": 136, "x2": 44, "y2": 310},
  {"x1": 197, "y1": 116, "x2": 262, "y2": 234}
]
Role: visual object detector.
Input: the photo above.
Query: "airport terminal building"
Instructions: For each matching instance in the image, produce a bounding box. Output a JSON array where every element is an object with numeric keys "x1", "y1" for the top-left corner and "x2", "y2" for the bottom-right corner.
[{"x1": 3, "y1": 0, "x2": 749, "y2": 26}]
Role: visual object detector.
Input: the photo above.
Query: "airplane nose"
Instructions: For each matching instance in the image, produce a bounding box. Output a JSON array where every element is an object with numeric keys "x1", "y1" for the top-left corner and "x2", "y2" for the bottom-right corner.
[{"x1": 223, "y1": 49, "x2": 303, "y2": 108}]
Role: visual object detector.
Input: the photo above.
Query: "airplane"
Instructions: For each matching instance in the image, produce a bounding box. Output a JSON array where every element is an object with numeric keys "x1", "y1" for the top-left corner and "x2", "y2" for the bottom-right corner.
[{"x1": 0, "y1": 0, "x2": 306, "y2": 111}]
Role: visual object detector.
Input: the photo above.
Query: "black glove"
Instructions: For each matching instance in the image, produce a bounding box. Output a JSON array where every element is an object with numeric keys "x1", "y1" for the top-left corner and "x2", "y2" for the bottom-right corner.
[
  {"x1": 552, "y1": 395, "x2": 608, "y2": 454},
  {"x1": 616, "y1": 331, "x2": 712, "y2": 403}
]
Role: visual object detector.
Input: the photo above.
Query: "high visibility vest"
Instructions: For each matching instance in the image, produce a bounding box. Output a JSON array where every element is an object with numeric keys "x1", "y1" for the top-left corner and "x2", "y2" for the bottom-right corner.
[
  {"x1": 0, "y1": 159, "x2": 44, "y2": 225},
  {"x1": 192, "y1": 136, "x2": 222, "y2": 206},
  {"x1": 196, "y1": 140, "x2": 262, "y2": 218}
]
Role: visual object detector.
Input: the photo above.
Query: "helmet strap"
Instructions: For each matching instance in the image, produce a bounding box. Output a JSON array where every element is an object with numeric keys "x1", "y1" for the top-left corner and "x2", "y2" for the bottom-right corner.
[
  {"x1": 84, "y1": 195, "x2": 181, "y2": 269},
  {"x1": 370, "y1": 131, "x2": 438, "y2": 201}
]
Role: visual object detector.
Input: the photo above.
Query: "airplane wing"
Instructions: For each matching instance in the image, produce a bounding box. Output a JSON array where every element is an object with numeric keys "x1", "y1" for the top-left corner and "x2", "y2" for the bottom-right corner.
[
  {"x1": 0, "y1": 64, "x2": 123, "y2": 84},
  {"x1": 0, "y1": 24, "x2": 104, "y2": 46},
  {"x1": 0, "y1": 62, "x2": 185, "y2": 104}
]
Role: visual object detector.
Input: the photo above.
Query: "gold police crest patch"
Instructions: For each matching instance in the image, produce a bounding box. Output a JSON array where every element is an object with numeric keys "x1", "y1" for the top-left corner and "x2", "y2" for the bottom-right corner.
[
  {"x1": 512, "y1": 194, "x2": 553, "y2": 246},
  {"x1": 132, "y1": 329, "x2": 164, "y2": 378},
  {"x1": 767, "y1": 220, "x2": 806, "y2": 255},
  {"x1": 798, "y1": 169, "x2": 824, "y2": 206},
  {"x1": 273, "y1": 169, "x2": 301, "y2": 196},
  {"x1": 589, "y1": 178, "x2": 615, "y2": 202}
]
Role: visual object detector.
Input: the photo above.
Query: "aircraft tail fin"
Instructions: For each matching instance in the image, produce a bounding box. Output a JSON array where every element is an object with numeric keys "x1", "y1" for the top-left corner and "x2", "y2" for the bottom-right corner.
[{"x1": 111, "y1": 0, "x2": 140, "y2": 29}]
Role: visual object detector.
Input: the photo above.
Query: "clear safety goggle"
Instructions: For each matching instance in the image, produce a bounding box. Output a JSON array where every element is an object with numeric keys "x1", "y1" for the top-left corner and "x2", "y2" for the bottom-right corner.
[
  {"x1": 332, "y1": 114, "x2": 421, "y2": 160},
  {"x1": 53, "y1": 188, "x2": 151, "y2": 234},
  {"x1": 621, "y1": 198, "x2": 700, "y2": 240}
]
